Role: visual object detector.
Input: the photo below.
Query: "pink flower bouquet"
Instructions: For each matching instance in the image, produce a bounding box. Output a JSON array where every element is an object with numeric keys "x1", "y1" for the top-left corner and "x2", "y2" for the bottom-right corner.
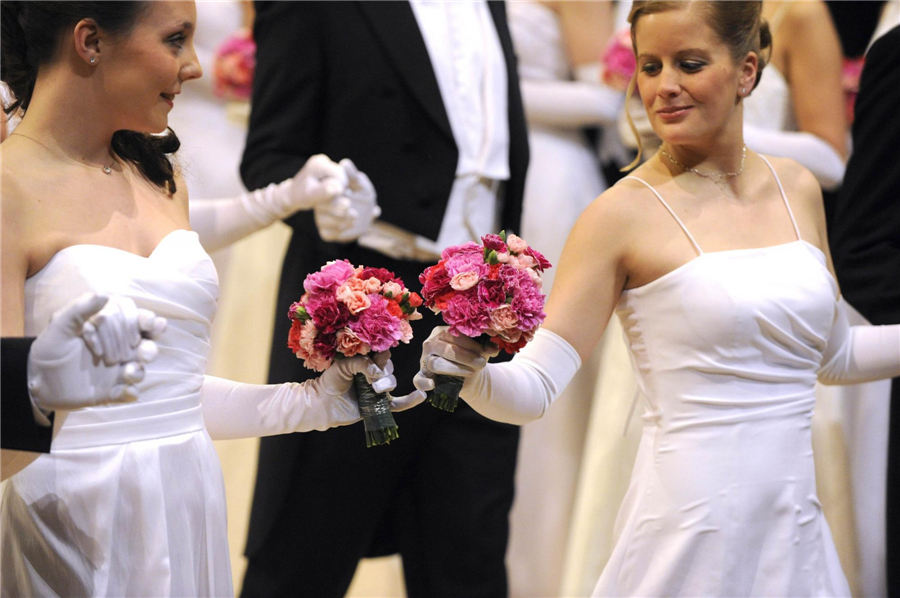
[
  {"x1": 418, "y1": 231, "x2": 551, "y2": 412},
  {"x1": 601, "y1": 28, "x2": 636, "y2": 92},
  {"x1": 213, "y1": 29, "x2": 256, "y2": 101},
  {"x1": 288, "y1": 260, "x2": 423, "y2": 446}
]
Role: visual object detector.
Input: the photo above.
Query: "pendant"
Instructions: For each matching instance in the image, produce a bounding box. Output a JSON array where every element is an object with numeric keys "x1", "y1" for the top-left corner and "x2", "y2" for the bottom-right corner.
[{"x1": 103, "y1": 166, "x2": 112, "y2": 174}]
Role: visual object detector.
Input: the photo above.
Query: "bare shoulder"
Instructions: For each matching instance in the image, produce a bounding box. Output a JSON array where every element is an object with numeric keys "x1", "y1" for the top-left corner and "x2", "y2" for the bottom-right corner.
[
  {"x1": 783, "y1": 0, "x2": 832, "y2": 27},
  {"x1": 572, "y1": 179, "x2": 650, "y2": 253},
  {"x1": 761, "y1": 154, "x2": 827, "y2": 244}
]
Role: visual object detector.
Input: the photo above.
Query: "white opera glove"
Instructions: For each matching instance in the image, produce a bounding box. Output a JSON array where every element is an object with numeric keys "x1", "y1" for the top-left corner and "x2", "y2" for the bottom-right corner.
[
  {"x1": 519, "y1": 63, "x2": 624, "y2": 129},
  {"x1": 817, "y1": 297, "x2": 900, "y2": 385},
  {"x1": 743, "y1": 124, "x2": 846, "y2": 190},
  {"x1": 313, "y1": 158, "x2": 381, "y2": 242},
  {"x1": 201, "y1": 353, "x2": 426, "y2": 440},
  {"x1": 189, "y1": 153, "x2": 349, "y2": 253},
  {"x1": 27, "y1": 293, "x2": 167, "y2": 425},
  {"x1": 413, "y1": 326, "x2": 582, "y2": 425}
]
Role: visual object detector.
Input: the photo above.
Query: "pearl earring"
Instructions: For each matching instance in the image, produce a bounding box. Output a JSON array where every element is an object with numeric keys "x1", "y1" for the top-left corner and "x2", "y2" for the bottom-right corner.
[
  {"x1": 741, "y1": 87, "x2": 746, "y2": 94},
  {"x1": 90, "y1": 56, "x2": 97, "y2": 65}
]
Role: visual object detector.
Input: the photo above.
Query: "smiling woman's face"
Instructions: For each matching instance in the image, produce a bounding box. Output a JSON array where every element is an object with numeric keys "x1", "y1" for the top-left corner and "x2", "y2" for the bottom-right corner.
[
  {"x1": 101, "y1": 1, "x2": 202, "y2": 133},
  {"x1": 633, "y1": 4, "x2": 756, "y2": 147}
]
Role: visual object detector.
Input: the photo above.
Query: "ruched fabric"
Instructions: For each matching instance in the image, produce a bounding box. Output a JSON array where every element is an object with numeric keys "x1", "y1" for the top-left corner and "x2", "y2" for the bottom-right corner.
[{"x1": 2, "y1": 230, "x2": 233, "y2": 597}]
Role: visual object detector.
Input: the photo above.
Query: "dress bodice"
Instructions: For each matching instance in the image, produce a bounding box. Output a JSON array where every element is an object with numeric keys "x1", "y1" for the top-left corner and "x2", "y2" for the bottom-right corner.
[
  {"x1": 617, "y1": 240, "x2": 838, "y2": 431},
  {"x1": 507, "y1": 2, "x2": 570, "y2": 82},
  {"x1": 23, "y1": 229, "x2": 219, "y2": 449}
]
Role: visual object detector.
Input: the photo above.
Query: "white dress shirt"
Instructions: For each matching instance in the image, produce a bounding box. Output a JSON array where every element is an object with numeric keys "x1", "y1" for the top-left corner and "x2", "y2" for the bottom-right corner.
[{"x1": 358, "y1": 0, "x2": 510, "y2": 260}]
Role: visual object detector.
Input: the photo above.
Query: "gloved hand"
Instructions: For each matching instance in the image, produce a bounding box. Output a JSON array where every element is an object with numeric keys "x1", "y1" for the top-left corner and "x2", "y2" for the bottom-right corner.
[
  {"x1": 314, "y1": 158, "x2": 381, "y2": 242},
  {"x1": 200, "y1": 351, "x2": 426, "y2": 439},
  {"x1": 27, "y1": 293, "x2": 167, "y2": 424},
  {"x1": 413, "y1": 326, "x2": 498, "y2": 395}
]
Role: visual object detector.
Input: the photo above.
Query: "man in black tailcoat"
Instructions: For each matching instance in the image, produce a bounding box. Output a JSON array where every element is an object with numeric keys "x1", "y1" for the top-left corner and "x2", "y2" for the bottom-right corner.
[
  {"x1": 239, "y1": 2, "x2": 528, "y2": 596},
  {"x1": 828, "y1": 24, "x2": 900, "y2": 597}
]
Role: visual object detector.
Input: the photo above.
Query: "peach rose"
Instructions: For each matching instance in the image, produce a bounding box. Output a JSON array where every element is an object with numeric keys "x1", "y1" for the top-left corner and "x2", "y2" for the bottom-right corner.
[
  {"x1": 450, "y1": 271, "x2": 479, "y2": 291},
  {"x1": 506, "y1": 234, "x2": 528, "y2": 254},
  {"x1": 363, "y1": 277, "x2": 383, "y2": 294},
  {"x1": 490, "y1": 304, "x2": 519, "y2": 332},
  {"x1": 382, "y1": 281, "x2": 403, "y2": 298}
]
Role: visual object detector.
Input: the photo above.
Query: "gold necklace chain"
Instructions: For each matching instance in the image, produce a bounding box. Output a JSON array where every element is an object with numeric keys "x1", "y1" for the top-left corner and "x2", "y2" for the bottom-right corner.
[
  {"x1": 10, "y1": 132, "x2": 116, "y2": 174},
  {"x1": 660, "y1": 145, "x2": 747, "y2": 181}
]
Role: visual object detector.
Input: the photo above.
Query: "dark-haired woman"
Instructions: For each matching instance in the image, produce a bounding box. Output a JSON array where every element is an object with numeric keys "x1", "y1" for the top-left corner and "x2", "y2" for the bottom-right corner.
[
  {"x1": 0, "y1": 2, "x2": 421, "y2": 595},
  {"x1": 414, "y1": 1, "x2": 900, "y2": 595}
]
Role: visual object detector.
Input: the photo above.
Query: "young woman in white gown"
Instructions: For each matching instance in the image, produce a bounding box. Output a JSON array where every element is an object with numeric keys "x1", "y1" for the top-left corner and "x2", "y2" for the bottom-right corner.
[
  {"x1": 0, "y1": 2, "x2": 420, "y2": 596},
  {"x1": 414, "y1": 1, "x2": 900, "y2": 595}
]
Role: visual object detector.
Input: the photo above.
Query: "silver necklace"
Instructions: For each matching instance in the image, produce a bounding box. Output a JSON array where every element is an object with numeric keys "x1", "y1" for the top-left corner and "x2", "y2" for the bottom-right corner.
[
  {"x1": 11, "y1": 132, "x2": 116, "y2": 174},
  {"x1": 660, "y1": 145, "x2": 747, "y2": 181}
]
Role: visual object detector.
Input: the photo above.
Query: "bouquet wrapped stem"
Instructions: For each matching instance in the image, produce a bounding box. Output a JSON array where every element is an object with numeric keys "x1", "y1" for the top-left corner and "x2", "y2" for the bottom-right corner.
[
  {"x1": 352, "y1": 373, "x2": 399, "y2": 447},
  {"x1": 427, "y1": 374, "x2": 466, "y2": 412}
]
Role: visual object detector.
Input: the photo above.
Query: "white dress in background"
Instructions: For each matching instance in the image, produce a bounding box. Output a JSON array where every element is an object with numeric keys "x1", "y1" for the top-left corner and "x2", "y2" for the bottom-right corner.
[
  {"x1": 505, "y1": 4, "x2": 615, "y2": 597},
  {"x1": 1, "y1": 231, "x2": 233, "y2": 597},
  {"x1": 594, "y1": 161, "x2": 850, "y2": 597}
]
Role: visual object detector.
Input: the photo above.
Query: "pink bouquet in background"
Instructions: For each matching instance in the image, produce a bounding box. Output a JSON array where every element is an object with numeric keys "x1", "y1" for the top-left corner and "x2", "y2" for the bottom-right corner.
[
  {"x1": 601, "y1": 28, "x2": 637, "y2": 92},
  {"x1": 288, "y1": 260, "x2": 423, "y2": 446},
  {"x1": 418, "y1": 231, "x2": 551, "y2": 411},
  {"x1": 213, "y1": 29, "x2": 256, "y2": 101}
]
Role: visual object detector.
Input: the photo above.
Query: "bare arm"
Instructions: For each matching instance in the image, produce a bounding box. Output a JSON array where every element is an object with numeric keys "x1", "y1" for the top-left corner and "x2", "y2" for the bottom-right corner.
[{"x1": 781, "y1": 1, "x2": 848, "y2": 158}]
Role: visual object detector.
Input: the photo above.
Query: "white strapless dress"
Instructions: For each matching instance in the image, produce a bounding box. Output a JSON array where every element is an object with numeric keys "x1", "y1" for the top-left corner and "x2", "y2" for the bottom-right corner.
[{"x1": 1, "y1": 230, "x2": 233, "y2": 597}]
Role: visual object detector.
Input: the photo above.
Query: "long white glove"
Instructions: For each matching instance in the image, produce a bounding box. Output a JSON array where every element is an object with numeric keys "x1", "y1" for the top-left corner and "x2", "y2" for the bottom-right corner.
[
  {"x1": 413, "y1": 327, "x2": 582, "y2": 425},
  {"x1": 743, "y1": 125, "x2": 846, "y2": 191},
  {"x1": 519, "y1": 64, "x2": 624, "y2": 129},
  {"x1": 201, "y1": 353, "x2": 426, "y2": 440},
  {"x1": 189, "y1": 155, "x2": 379, "y2": 253},
  {"x1": 27, "y1": 293, "x2": 167, "y2": 425},
  {"x1": 818, "y1": 297, "x2": 900, "y2": 384}
]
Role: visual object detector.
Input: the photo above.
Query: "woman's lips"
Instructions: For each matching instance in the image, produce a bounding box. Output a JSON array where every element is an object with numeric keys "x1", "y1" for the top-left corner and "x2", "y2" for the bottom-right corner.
[
  {"x1": 657, "y1": 106, "x2": 692, "y2": 121},
  {"x1": 160, "y1": 93, "x2": 175, "y2": 108}
]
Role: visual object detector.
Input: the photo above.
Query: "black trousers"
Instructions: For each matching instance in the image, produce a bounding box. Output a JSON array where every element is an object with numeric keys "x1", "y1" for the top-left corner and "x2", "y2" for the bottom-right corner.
[
  {"x1": 888, "y1": 379, "x2": 899, "y2": 597},
  {"x1": 241, "y1": 244, "x2": 520, "y2": 598}
]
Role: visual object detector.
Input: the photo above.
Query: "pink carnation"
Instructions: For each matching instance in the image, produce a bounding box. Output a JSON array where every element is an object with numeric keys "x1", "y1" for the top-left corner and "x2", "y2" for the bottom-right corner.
[
  {"x1": 399, "y1": 320, "x2": 414, "y2": 344},
  {"x1": 445, "y1": 252, "x2": 487, "y2": 277},
  {"x1": 336, "y1": 327, "x2": 369, "y2": 357},
  {"x1": 305, "y1": 347, "x2": 333, "y2": 372},
  {"x1": 363, "y1": 277, "x2": 383, "y2": 294},
  {"x1": 350, "y1": 295, "x2": 403, "y2": 352},
  {"x1": 304, "y1": 260, "x2": 355, "y2": 295},
  {"x1": 441, "y1": 242, "x2": 482, "y2": 261},
  {"x1": 477, "y1": 279, "x2": 507, "y2": 308},
  {"x1": 443, "y1": 292, "x2": 491, "y2": 338}
]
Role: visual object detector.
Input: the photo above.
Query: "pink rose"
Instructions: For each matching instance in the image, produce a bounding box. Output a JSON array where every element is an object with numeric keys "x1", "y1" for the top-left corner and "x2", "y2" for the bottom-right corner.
[
  {"x1": 506, "y1": 234, "x2": 528, "y2": 254},
  {"x1": 336, "y1": 327, "x2": 370, "y2": 357},
  {"x1": 489, "y1": 304, "x2": 519, "y2": 332},
  {"x1": 450, "y1": 271, "x2": 480, "y2": 291}
]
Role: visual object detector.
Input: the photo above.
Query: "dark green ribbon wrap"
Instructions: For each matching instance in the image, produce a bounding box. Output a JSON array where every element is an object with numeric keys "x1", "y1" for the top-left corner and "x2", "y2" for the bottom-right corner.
[
  {"x1": 426, "y1": 374, "x2": 465, "y2": 412},
  {"x1": 353, "y1": 373, "x2": 399, "y2": 447}
]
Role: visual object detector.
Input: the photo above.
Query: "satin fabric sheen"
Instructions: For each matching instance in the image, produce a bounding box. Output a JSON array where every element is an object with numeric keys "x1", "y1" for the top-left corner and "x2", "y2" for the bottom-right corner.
[{"x1": 1, "y1": 230, "x2": 233, "y2": 597}]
